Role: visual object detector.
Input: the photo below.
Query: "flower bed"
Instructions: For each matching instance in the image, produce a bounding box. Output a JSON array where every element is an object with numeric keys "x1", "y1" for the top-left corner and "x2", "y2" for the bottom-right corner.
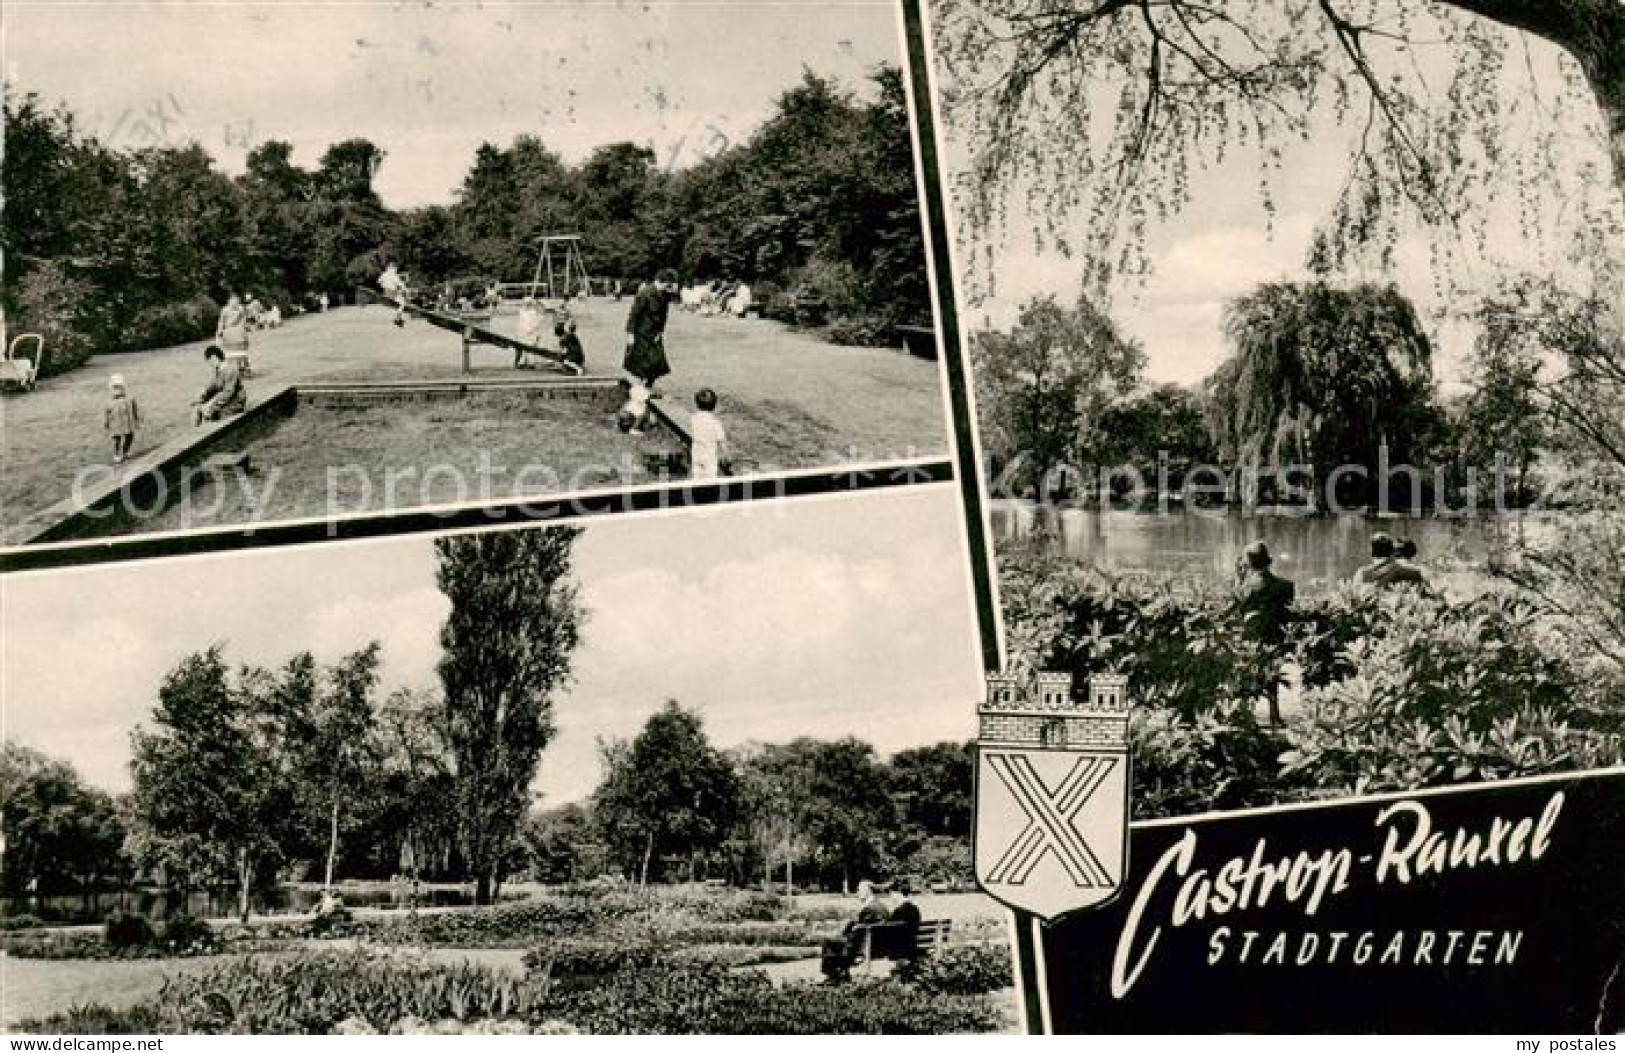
[{"x1": 18, "y1": 949, "x2": 1010, "y2": 1035}]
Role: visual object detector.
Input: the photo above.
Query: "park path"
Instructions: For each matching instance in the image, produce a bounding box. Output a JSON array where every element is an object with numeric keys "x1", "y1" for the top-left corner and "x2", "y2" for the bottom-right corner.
[{"x1": 1, "y1": 301, "x2": 948, "y2": 535}]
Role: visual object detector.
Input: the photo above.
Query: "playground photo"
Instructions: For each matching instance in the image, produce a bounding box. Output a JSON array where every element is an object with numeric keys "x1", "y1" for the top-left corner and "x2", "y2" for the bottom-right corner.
[
  {"x1": 1, "y1": 1, "x2": 950, "y2": 545},
  {"x1": 0, "y1": 488, "x2": 1020, "y2": 1035}
]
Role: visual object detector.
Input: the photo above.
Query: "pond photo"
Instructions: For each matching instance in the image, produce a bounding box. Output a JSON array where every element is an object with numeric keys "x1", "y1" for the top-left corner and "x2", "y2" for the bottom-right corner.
[
  {"x1": 0, "y1": 486, "x2": 1021, "y2": 1035},
  {"x1": 928, "y1": 0, "x2": 1625, "y2": 816}
]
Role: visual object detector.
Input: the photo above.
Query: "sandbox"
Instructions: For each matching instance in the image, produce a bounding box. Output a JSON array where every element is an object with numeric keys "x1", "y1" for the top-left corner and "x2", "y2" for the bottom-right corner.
[{"x1": 12, "y1": 377, "x2": 689, "y2": 543}]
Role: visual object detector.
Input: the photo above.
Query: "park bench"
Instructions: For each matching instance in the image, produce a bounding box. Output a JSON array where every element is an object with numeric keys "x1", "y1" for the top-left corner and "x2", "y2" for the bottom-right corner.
[
  {"x1": 854, "y1": 917, "x2": 953, "y2": 976},
  {"x1": 1, "y1": 334, "x2": 45, "y2": 391}
]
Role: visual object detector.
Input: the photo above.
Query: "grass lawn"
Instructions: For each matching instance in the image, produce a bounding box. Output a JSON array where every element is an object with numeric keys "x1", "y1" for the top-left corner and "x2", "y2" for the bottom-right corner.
[
  {"x1": 1, "y1": 302, "x2": 950, "y2": 538},
  {"x1": 1, "y1": 952, "x2": 245, "y2": 1028},
  {"x1": 0, "y1": 945, "x2": 530, "y2": 1029}
]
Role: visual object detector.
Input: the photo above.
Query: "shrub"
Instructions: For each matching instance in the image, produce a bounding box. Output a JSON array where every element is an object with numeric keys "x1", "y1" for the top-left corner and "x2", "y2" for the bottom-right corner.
[
  {"x1": 1131, "y1": 704, "x2": 1301, "y2": 819},
  {"x1": 344, "y1": 887, "x2": 794, "y2": 948},
  {"x1": 999, "y1": 543, "x2": 1625, "y2": 812},
  {"x1": 751, "y1": 281, "x2": 784, "y2": 317},
  {"x1": 1281, "y1": 588, "x2": 1625, "y2": 793},
  {"x1": 10, "y1": 260, "x2": 97, "y2": 376},
  {"x1": 522, "y1": 937, "x2": 664, "y2": 983},
  {"x1": 824, "y1": 319, "x2": 894, "y2": 347},
  {"x1": 158, "y1": 912, "x2": 221, "y2": 955},
  {"x1": 104, "y1": 910, "x2": 156, "y2": 950},
  {"x1": 0, "y1": 913, "x2": 46, "y2": 931},
  {"x1": 307, "y1": 905, "x2": 356, "y2": 938},
  {"x1": 122, "y1": 295, "x2": 220, "y2": 352},
  {"x1": 789, "y1": 259, "x2": 860, "y2": 319},
  {"x1": 2, "y1": 931, "x2": 106, "y2": 959},
  {"x1": 898, "y1": 945, "x2": 1014, "y2": 996}
]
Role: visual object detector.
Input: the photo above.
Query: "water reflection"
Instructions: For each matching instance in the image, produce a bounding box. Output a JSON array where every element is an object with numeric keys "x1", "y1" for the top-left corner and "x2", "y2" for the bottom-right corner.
[{"x1": 990, "y1": 501, "x2": 1532, "y2": 593}]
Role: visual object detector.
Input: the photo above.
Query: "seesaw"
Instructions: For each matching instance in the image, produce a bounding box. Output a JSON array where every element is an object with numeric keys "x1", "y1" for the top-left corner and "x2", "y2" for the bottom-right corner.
[{"x1": 355, "y1": 287, "x2": 581, "y2": 375}]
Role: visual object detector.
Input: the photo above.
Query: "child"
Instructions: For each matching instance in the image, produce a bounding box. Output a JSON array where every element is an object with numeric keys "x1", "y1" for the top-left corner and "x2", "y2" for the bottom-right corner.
[
  {"x1": 559, "y1": 318, "x2": 586, "y2": 375},
  {"x1": 105, "y1": 374, "x2": 139, "y2": 464},
  {"x1": 515, "y1": 298, "x2": 545, "y2": 368},
  {"x1": 617, "y1": 379, "x2": 652, "y2": 436},
  {"x1": 688, "y1": 387, "x2": 728, "y2": 480}
]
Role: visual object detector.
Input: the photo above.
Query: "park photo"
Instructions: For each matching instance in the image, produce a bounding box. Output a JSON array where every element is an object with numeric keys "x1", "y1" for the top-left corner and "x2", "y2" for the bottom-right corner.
[
  {"x1": 0, "y1": 486, "x2": 1023, "y2": 1035},
  {"x1": 1, "y1": 0, "x2": 952, "y2": 547},
  {"x1": 928, "y1": 0, "x2": 1625, "y2": 816}
]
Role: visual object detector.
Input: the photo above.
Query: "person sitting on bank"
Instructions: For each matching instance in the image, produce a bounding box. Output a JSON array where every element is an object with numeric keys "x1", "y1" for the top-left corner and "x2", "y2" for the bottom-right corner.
[
  {"x1": 193, "y1": 344, "x2": 247, "y2": 425},
  {"x1": 1232, "y1": 540, "x2": 1296, "y2": 725},
  {"x1": 820, "y1": 880, "x2": 890, "y2": 984},
  {"x1": 1354, "y1": 532, "x2": 1427, "y2": 589}
]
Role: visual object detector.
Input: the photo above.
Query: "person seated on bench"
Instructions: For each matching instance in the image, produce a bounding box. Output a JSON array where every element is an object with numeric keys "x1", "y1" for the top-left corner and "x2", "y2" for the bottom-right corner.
[
  {"x1": 882, "y1": 880, "x2": 923, "y2": 960},
  {"x1": 193, "y1": 344, "x2": 247, "y2": 425},
  {"x1": 820, "y1": 880, "x2": 890, "y2": 984}
]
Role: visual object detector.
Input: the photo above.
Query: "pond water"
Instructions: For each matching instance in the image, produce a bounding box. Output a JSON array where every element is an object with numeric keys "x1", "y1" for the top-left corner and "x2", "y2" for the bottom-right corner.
[
  {"x1": 989, "y1": 501, "x2": 1538, "y2": 594},
  {"x1": 4, "y1": 884, "x2": 525, "y2": 924}
]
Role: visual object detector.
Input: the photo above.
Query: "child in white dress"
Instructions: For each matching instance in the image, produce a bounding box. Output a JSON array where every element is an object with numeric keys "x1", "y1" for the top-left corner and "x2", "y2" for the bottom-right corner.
[{"x1": 688, "y1": 388, "x2": 728, "y2": 480}]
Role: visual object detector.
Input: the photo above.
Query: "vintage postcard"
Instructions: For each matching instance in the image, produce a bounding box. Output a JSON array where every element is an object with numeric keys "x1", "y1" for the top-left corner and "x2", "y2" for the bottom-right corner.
[{"x1": 925, "y1": 0, "x2": 1625, "y2": 1033}]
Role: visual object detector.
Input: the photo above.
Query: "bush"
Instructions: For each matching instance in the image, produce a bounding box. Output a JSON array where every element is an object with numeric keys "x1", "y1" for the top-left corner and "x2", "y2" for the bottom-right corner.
[
  {"x1": 0, "y1": 913, "x2": 46, "y2": 931},
  {"x1": 2, "y1": 931, "x2": 106, "y2": 959},
  {"x1": 341, "y1": 887, "x2": 795, "y2": 948},
  {"x1": 1281, "y1": 588, "x2": 1625, "y2": 794},
  {"x1": 104, "y1": 910, "x2": 156, "y2": 950},
  {"x1": 10, "y1": 260, "x2": 97, "y2": 377},
  {"x1": 824, "y1": 319, "x2": 894, "y2": 347},
  {"x1": 1131, "y1": 703, "x2": 1300, "y2": 819},
  {"x1": 522, "y1": 937, "x2": 664, "y2": 983},
  {"x1": 122, "y1": 295, "x2": 220, "y2": 352},
  {"x1": 307, "y1": 904, "x2": 355, "y2": 938},
  {"x1": 158, "y1": 912, "x2": 222, "y2": 955},
  {"x1": 898, "y1": 945, "x2": 1014, "y2": 996},
  {"x1": 999, "y1": 542, "x2": 1625, "y2": 813}
]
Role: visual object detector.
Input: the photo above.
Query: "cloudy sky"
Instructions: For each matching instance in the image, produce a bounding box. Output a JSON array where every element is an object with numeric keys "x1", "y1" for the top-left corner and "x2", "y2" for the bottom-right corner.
[
  {"x1": 5, "y1": 0, "x2": 904, "y2": 208},
  {"x1": 0, "y1": 486, "x2": 985, "y2": 804},
  {"x1": 935, "y1": 10, "x2": 1622, "y2": 391}
]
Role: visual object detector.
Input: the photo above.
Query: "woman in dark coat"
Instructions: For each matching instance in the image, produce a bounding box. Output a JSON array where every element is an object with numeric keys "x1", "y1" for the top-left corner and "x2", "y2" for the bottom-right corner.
[{"x1": 624, "y1": 268, "x2": 679, "y2": 388}]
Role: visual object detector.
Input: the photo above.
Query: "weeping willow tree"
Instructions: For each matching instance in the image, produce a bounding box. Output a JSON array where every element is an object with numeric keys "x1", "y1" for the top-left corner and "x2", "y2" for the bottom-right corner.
[
  {"x1": 1206, "y1": 281, "x2": 1438, "y2": 506},
  {"x1": 936, "y1": 0, "x2": 1624, "y2": 299}
]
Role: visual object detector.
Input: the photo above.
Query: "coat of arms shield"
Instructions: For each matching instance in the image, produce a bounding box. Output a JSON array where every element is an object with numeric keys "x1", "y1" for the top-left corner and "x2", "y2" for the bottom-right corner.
[{"x1": 973, "y1": 671, "x2": 1131, "y2": 922}]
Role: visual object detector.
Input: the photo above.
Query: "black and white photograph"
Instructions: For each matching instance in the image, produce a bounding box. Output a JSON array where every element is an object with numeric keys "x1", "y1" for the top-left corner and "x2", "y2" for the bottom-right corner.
[
  {"x1": 927, "y1": 0, "x2": 1625, "y2": 1033},
  {"x1": 2, "y1": 0, "x2": 953, "y2": 548},
  {"x1": 0, "y1": 487, "x2": 1028, "y2": 1035}
]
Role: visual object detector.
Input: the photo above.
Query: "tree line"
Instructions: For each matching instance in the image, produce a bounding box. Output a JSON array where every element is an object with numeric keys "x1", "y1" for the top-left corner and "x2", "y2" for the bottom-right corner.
[
  {"x1": 1, "y1": 65, "x2": 928, "y2": 377},
  {"x1": 975, "y1": 276, "x2": 1621, "y2": 512},
  {"x1": 0, "y1": 696, "x2": 971, "y2": 914}
]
